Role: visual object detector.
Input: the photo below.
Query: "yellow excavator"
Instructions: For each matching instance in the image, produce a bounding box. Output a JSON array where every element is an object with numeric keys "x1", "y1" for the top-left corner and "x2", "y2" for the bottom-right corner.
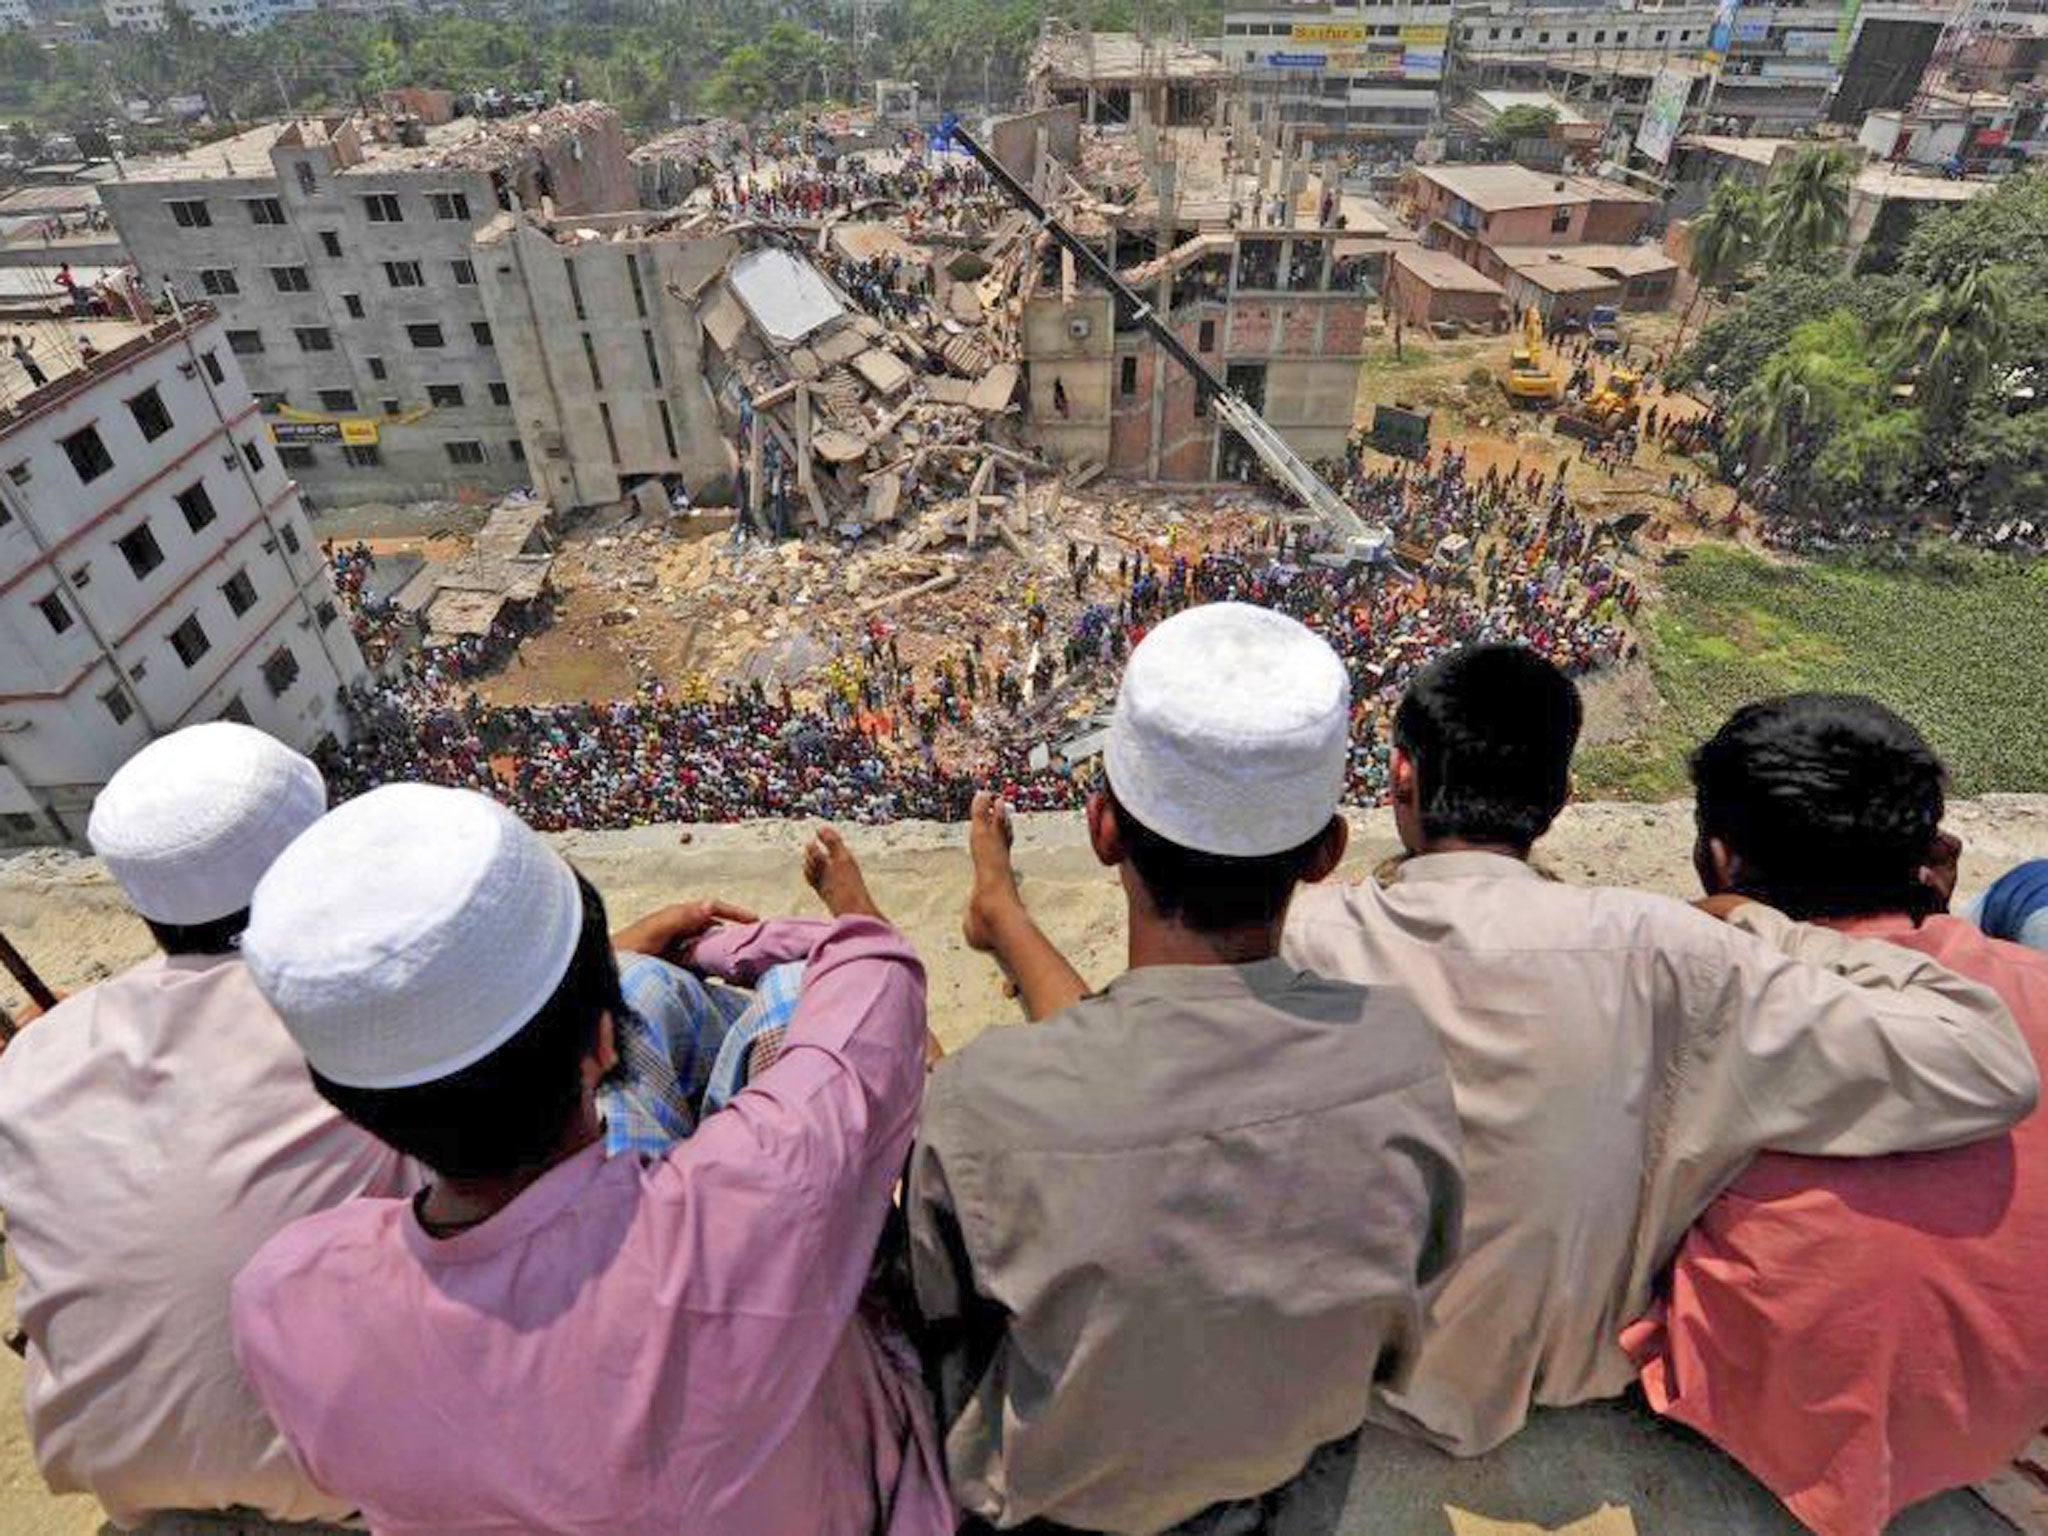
[
  {"x1": 1559, "y1": 367, "x2": 1644, "y2": 441},
  {"x1": 1502, "y1": 307, "x2": 1565, "y2": 408}
]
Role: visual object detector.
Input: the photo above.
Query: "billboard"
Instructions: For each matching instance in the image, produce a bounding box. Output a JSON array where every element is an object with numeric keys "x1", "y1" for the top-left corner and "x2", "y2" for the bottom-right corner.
[
  {"x1": 1828, "y1": 14, "x2": 1942, "y2": 121},
  {"x1": 1291, "y1": 22, "x2": 1364, "y2": 43},
  {"x1": 1636, "y1": 65, "x2": 1691, "y2": 164},
  {"x1": 1703, "y1": 0, "x2": 1740, "y2": 67},
  {"x1": 269, "y1": 417, "x2": 380, "y2": 446}
]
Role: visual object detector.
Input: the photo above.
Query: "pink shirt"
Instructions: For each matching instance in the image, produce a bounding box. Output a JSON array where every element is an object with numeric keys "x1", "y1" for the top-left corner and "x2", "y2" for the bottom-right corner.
[
  {"x1": 230, "y1": 915, "x2": 952, "y2": 1536},
  {"x1": 1626, "y1": 914, "x2": 2048, "y2": 1536}
]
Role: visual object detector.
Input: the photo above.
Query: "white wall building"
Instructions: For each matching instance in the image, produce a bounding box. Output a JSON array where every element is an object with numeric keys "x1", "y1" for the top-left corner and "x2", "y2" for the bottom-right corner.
[
  {"x1": 0, "y1": 306, "x2": 366, "y2": 845},
  {"x1": 0, "y1": 0, "x2": 35, "y2": 32},
  {"x1": 1219, "y1": 1, "x2": 1459, "y2": 141},
  {"x1": 102, "y1": 0, "x2": 269, "y2": 33}
]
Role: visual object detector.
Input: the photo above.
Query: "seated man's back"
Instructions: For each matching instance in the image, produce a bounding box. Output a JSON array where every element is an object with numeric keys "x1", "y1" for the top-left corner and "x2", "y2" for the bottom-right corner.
[
  {"x1": 1283, "y1": 650, "x2": 2036, "y2": 1457},
  {"x1": 911, "y1": 605, "x2": 1464, "y2": 1535},
  {"x1": 1628, "y1": 696, "x2": 2048, "y2": 1536},
  {"x1": 0, "y1": 724, "x2": 413, "y2": 1528}
]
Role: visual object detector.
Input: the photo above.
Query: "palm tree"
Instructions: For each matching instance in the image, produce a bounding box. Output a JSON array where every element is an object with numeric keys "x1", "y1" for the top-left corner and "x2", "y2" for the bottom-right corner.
[
  {"x1": 1673, "y1": 180, "x2": 1760, "y2": 351},
  {"x1": 1886, "y1": 263, "x2": 2014, "y2": 420},
  {"x1": 1762, "y1": 144, "x2": 1855, "y2": 269}
]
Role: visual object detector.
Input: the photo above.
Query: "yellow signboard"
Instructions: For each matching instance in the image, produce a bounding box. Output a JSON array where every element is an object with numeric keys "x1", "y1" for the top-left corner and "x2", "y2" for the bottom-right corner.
[
  {"x1": 1399, "y1": 23, "x2": 1449, "y2": 43},
  {"x1": 268, "y1": 411, "x2": 381, "y2": 447},
  {"x1": 1292, "y1": 21, "x2": 1365, "y2": 43}
]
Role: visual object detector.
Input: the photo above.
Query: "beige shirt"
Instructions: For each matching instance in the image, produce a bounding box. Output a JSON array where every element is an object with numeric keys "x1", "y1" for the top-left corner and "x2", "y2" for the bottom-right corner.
[
  {"x1": 0, "y1": 954, "x2": 417, "y2": 1527},
  {"x1": 907, "y1": 959, "x2": 1465, "y2": 1536},
  {"x1": 1282, "y1": 852, "x2": 2040, "y2": 1458}
]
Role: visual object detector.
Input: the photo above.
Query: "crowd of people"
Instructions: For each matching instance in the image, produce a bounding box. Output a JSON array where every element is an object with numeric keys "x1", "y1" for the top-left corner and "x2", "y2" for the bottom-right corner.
[
  {"x1": 704, "y1": 139, "x2": 999, "y2": 233},
  {"x1": 1, "y1": 624, "x2": 2042, "y2": 1536}
]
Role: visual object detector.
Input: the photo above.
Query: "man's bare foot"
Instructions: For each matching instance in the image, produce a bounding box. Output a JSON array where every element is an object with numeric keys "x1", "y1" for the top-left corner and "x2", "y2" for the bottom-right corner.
[
  {"x1": 962, "y1": 791, "x2": 1023, "y2": 954},
  {"x1": 805, "y1": 826, "x2": 886, "y2": 921}
]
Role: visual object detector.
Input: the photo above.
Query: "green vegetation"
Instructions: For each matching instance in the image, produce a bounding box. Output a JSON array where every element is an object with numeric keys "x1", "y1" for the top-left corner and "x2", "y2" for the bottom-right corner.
[
  {"x1": 1479, "y1": 102, "x2": 1557, "y2": 151},
  {"x1": 1577, "y1": 544, "x2": 2048, "y2": 800},
  {"x1": 0, "y1": 0, "x2": 1222, "y2": 132},
  {"x1": 1671, "y1": 169, "x2": 2046, "y2": 526}
]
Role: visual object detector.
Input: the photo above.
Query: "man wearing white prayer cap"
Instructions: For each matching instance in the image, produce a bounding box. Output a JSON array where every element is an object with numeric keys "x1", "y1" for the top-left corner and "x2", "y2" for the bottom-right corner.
[
  {"x1": 906, "y1": 601, "x2": 1466, "y2": 1536},
  {"x1": 0, "y1": 723, "x2": 416, "y2": 1533},
  {"x1": 228, "y1": 783, "x2": 952, "y2": 1536}
]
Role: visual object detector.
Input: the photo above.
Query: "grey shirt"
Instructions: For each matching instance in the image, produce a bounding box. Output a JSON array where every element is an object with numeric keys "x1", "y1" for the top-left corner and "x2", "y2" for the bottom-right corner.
[{"x1": 907, "y1": 958, "x2": 1465, "y2": 1536}]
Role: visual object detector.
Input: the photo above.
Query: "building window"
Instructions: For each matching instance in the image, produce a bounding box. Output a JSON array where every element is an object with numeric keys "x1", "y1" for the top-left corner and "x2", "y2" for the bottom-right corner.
[
  {"x1": 318, "y1": 388, "x2": 358, "y2": 412},
  {"x1": 658, "y1": 398, "x2": 679, "y2": 458},
  {"x1": 279, "y1": 521, "x2": 301, "y2": 554},
  {"x1": 255, "y1": 391, "x2": 288, "y2": 413},
  {"x1": 384, "y1": 259, "x2": 425, "y2": 288},
  {"x1": 342, "y1": 444, "x2": 381, "y2": 468},
  {"x1": 429, "y1": 190, "x2": 470, "y2": 221},
  {"x1": 1198, "y1": 319, "x2": 1216, "y2": 351},
  {"x1": 262, "y1": 644, "x2": 300, "y2": 697},
  {"x1": 116, "y1": 522, "x2": 164, "y2": 579},
  {"x1": 381, "y1": 398, "x2": 401, "y2": 416},
  {"x1": 1119, "y1": 356, "x2": 1138, "y2": 396},
  {"x1": 200, "y1": 349, "x2": 225, "y2": 386},
  {"x1": 246, "y1": 197, "x2": 287, "y2": 225},
  {"x1": 627, "y1": 255, "x2": 648, "y2": 318},
  {"x1": 1551, "y1": 204, "x2": 1572, "y2": 234},
  {"x1": 488, "y1": 380, "x2": 510, "y2": 406},
  {"x1": 364, "y1": 356, "x2": 387, "y2": 382},
  {"x1": 315, "y1": 598, "x2": 338, "y2": 629},
  {"x1": 363, "y1": 193, "x2": 402, "y2": 223},
  {"x1": 278, "y1": 445, "x2": 316, "y2": 470},
  {"x1": 565, "y1": 258, "x2": 587, "y2": 321},
  {"x1": 427, "y1": 383, "x2": 464, "y2": 408},
  {"x1": 598, "y1": 401, "x2": 620, "y2": 464},
  {"x1": 169, "y1": 613, "x2": 210, "y2": 667},
  {"x1": 407, "y1": 323, "x2": 445, "y2": 349},
  {"x1": 507, "y1": 439, "x2": 526, "y2": 462},
  {"x1": 337, "y1": 293, "x2": 363, "y2": 319},
  {"x1": 228, "y1": 329, "x2": 264, "y2": 356},
  {"x1": 35, "y1": 591, "x2": 72, "y2": 634},
  {"x1": 450, "y1": 259, "x2": 476, "y2": 286},
  {"x1": 642, "y1": 331, "x2": 664, "y2": 387},
  {"x1": 472, "y1": 321, "x2": 494, "y2": 348},
  {"x1": 61, "y1": 425, "x2": 112, "y2": 483},
  {"x1": 295, "y1": 327, "x2": 334, "y2": 353},
  {"x1": 222, "y1": 567, "x2": 257, "y2": 615},
  {"x1": 218, "y1": 696, "x2": 252, "y2": 724},
  {"x1": 445, "y1": 440, "x2": 486, "y2": 466},
  {"x1": 127, "y1": 386, "x2": 172, "y2": 441},
  {"x1": 176, "y1": 480, "x2": 217, "y2": 532},
  {"x1": 199, "y1": 267, "x2": 238, "y2": 296},
  {"x1": 240, "y1": 440, "x2": 264, "y2": 474},
  {"x1": 582, "y1": 333, "x2": 603, "y2": 390},
  {"x1": 294, "y1": 161, "x2": 316, "y2": 196},
  {"x1": 168, "y1": 199, "x2": 211, "y2": 228},
  {"x1": 319, "y1": 230, "x2": 342, "y2": 258},
  {"x1": 101, "y1": 684, "x2": 134, "y2": 724},
  {"x1": 4, "y1": 462, "x2": 25, "y2": 487},
  {"x1": 270, "y1": 264, "x2": 312, "y2": 293}
]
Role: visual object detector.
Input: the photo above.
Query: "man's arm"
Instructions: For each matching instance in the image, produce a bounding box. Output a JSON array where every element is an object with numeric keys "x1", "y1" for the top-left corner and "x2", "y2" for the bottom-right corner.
[
  {"x1": 662, "y1": 916, "x2": 928, "y2": 1314},
  {"x1": 1684, "y1": 900, "x2": 2038, "y2": 1159}
]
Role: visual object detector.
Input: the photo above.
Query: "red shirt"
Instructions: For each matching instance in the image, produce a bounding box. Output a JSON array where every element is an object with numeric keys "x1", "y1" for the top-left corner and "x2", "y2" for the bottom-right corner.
[{"x1": 1626, "y1": 913, "x2": 2048, "y2": 1536}]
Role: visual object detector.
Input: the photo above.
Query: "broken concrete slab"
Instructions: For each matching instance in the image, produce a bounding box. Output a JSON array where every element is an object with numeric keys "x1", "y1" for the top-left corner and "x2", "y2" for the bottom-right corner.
[
  {"x1": 967, "y1": 363, "x2": 1019, "y2": 413},
  {"x1": 853, "y1": 348, "x2": 914, "y2": 396}
]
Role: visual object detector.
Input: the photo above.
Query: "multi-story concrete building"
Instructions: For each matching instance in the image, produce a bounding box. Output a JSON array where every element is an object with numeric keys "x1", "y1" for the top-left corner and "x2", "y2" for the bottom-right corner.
[
  {"x1": 102, "y1": 0, "x2": 267, "y2": 32},
  {"x1": 0, "y1": 305, "x2": 366, "y2": 845},
  {"x1": 476, "y1": 211, "x2": 737, "y2": 512},
  {"x1": 0, "y1": 0, "x2": 34, "y2": 31},
  {"x1": 1216, "y1": 0, "x2": 1458, "y2": 144},
  {"x1": 99, "y1": 103, "x2": 635, "y2": 507}
]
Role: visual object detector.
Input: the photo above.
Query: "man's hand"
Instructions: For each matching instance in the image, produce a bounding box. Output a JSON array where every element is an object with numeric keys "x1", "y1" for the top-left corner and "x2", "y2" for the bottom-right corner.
[
  {"x1": 1919, "y1": 828, "x2": 1963, "y2": 913},
  {"x1": 1692, "y1": 893, "x2": 1756, "y2": 923},
  {"x1": 613, "y1": 901, "x2": 759, "y2": 965}
]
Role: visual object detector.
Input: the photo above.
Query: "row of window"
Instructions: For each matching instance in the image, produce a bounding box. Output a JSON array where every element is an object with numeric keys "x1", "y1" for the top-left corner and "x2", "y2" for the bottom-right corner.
[
  {"x1": 274, "y1": 440, "x2": 523, "y2": 472},
  {"x1": 164, "y1": 189, "x2": 471, "y2": 231},
  {"x1": 226, "y1": 320, "x2": 492, "y2": 357},
  {"x1": 1463, "y1": 24, "x2": 1698, "y2": 45},
  {"x1": 199, "y1": 257, "x2": 478, "y2": 299},
  {"x1": 256, "y1": 380, "x2": 511, "y2": 417}
]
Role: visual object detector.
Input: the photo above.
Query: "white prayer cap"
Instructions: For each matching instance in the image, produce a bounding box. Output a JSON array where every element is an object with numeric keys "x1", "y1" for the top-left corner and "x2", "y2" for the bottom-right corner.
[
  {"x1": 243, "y1": 783, "x2": 584, "y2": 1091},
  {"x1": 1105, "y1": 602, "x2": 1351, "y2": 858},
  {"x1": 88, "y1": 723, "x2": 326, "y2": 926}
]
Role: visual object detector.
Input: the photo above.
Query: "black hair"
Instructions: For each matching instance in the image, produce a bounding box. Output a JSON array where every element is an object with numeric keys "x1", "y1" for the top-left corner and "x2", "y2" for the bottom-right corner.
[
  {"x1": 146, "y1": 909, "x2": 250, "y2": 957},
  {"x1": 1392, "y1": 644, "x2": 1582, "y2": 852},
  {"x1": 312, "y1": 873, "x2": 625, "y2": 1180},
  {"x1": 1105, "y1": 784, "x2": 1335, "y2": 933},
  {"x1": 1690, "y1": 693, "x2": 1946, "y2": 921}
]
